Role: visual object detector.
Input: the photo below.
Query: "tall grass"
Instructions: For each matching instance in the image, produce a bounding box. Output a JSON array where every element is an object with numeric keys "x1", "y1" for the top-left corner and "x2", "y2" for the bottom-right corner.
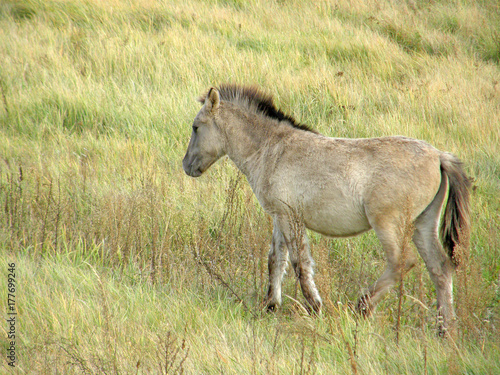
[{"x1": 1, "y1": 0, "x2": 499, "y2": 373}]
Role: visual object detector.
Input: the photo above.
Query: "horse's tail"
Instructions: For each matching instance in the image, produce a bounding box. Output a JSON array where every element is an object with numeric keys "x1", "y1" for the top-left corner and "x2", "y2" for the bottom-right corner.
[{"x1": 439, "y1": 153, "x2": 472, "y2": 267}]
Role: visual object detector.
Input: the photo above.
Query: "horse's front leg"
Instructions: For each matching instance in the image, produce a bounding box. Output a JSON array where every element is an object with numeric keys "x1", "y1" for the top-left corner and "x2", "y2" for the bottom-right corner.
[
  {"x1": 290, "y1": 234, "x2": 322, "y2": 314},
  {"x1": 279, "y1": 216, "x2": 322, "y2": 314},
  {"x1": 265, "y1": 221, "x2": 289, "y2": 311}
]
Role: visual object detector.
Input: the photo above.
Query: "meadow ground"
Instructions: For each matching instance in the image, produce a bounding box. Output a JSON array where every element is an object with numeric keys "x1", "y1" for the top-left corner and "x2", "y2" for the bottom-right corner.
[{"x1": 0, "y1": 0, "x2": 499, "y2": 373}]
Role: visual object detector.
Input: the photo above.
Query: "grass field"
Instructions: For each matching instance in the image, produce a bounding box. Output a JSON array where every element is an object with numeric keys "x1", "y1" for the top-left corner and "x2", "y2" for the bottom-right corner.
[{"x1": 1, "y1": 0, "x2": 499, "y2": 373}]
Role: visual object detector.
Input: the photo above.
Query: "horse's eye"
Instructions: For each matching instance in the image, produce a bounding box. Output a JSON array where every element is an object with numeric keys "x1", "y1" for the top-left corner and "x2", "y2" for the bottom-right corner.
[{"x1": 192, "y1": 125, "x2": 198, "y2": 133}]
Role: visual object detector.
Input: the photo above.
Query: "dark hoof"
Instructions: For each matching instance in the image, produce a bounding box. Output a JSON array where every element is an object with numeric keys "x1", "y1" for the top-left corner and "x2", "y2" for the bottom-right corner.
[
  {"x1": 356, "y1": 295, "x2": 373, "y2": 318},
  {"x1": 437, "y1": 326, "x2": 447, "y2": 338},
  {"x1": 307, "y1": 300, "x2": 322, "y2": 316},
  {"x1": 436, "y1": 314, "x2": 450, "y2": 338},
  {"x1": 266, "y1": 303, "x2": 278, "y2": 313}
]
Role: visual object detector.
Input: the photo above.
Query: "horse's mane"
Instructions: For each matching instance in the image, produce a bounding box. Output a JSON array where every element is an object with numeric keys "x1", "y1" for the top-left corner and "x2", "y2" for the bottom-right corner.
[{"x1": 199, "y1": 84, "x2": 316, "y2": 133}]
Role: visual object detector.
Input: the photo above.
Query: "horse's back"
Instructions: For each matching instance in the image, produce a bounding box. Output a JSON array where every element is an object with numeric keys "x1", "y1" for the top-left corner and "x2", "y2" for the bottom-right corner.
[{"x1": 261, "y1": 134, "x2": 443, "y2": 237}]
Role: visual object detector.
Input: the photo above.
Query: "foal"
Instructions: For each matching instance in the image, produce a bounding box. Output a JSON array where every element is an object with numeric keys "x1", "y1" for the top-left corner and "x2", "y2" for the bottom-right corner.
[{"x1": 183, "y1": 84, "x2": 471, "y2": 334}]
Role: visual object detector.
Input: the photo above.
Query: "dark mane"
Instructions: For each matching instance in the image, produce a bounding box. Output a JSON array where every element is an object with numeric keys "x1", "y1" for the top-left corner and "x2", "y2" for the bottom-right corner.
[{"x1": 199, "y1": 84, "x2": 317, "y2": 133}]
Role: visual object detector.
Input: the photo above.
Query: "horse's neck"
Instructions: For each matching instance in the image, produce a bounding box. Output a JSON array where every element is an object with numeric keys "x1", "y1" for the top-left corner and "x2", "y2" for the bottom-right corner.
[{"x1": 223, "y1": 112, "x2": 282, "y2": 179}]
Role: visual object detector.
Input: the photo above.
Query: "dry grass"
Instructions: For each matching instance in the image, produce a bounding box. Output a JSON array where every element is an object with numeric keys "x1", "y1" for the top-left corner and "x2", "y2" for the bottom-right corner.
[{"x1": 1, "y1": 0, "x2": 499, "y2": 373}]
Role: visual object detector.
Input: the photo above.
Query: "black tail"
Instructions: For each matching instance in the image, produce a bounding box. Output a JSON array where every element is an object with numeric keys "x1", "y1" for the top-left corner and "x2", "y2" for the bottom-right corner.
[{"x1": 439, "y1": 153, "x2": 472, "y2": 267}]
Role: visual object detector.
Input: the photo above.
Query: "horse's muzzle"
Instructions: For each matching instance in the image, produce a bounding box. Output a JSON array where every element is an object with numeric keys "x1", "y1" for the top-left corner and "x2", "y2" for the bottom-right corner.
[
  {"x1": 182, "y1": 155, "x2": 203, "y2": 177},
  {"x1": 185, "y1": 166, "x2": 202, "y2": 177}
]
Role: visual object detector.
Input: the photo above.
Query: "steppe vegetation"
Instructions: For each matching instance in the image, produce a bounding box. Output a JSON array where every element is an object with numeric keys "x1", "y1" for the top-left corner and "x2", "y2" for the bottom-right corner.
[{"x1": 0, "y1": 0, "x2": 499, "y2": 373}]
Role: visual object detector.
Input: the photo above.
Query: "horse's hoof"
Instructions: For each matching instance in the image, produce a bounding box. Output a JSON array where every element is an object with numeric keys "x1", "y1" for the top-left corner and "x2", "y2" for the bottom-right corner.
[
  {"x1": 356, "y1": 295, "x2": 373, "y2": 318},
  {"x1": 437, "y1": 326, "x2": 447, "y2": 338},
  {"x1": 307, "y1": 300, "x2": 322, "y2": 316},
  {"x1": 266, "y1": 303, "x2": 277, "y2": 313}
]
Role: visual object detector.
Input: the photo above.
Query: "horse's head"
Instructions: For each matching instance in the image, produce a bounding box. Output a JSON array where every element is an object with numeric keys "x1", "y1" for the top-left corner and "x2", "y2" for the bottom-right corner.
[{"x1": 183, "y1": 88, "x2": 226, "y2": 177}]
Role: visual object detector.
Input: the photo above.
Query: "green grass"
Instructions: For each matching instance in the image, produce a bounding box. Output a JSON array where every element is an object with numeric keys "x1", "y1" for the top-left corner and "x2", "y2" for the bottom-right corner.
[
  {"x1": 0, "y1": 0, "x2": 499, "y2": 373},
  {"x1": 2, "y1": 250, "x2": 499, "y2": 374}
]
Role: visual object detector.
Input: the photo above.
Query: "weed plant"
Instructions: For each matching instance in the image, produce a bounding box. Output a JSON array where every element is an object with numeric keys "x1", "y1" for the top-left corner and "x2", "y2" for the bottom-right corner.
[{"x1": 0, "y1": 0, "x2": 499, "y2": 373}]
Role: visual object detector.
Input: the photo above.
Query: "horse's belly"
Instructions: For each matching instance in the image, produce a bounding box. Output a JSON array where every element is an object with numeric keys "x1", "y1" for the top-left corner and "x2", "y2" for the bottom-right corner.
[{"x1": 303, "y1": 203, "x2": 371, "y2": 237}]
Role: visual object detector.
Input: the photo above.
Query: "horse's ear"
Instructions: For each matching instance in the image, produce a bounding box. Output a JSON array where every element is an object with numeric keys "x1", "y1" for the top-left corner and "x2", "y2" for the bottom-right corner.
[{"x1": 205, "y1": 87, "x2": 220, "y2": 113}]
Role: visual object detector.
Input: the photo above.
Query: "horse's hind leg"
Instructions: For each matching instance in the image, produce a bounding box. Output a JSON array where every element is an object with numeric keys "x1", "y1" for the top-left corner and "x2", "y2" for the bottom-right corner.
[
  {"x1": 265, "y1": 221, "x2": 289, "y2": 311},
  {"x1": 413, "y1": 176, "x2": 455, "y2": 335},
  {"x1": 413, "y1": 224, "x2": 454, "y2": 335},
  {"x1": 357, "y1": 222, "x2": 416, "y2": 317}
]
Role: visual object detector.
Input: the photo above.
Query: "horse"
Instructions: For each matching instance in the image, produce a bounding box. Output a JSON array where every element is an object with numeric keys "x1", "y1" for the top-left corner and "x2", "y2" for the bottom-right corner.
[{"x1": 182, "y1": 84, "x2": 471, "y2": 335}]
